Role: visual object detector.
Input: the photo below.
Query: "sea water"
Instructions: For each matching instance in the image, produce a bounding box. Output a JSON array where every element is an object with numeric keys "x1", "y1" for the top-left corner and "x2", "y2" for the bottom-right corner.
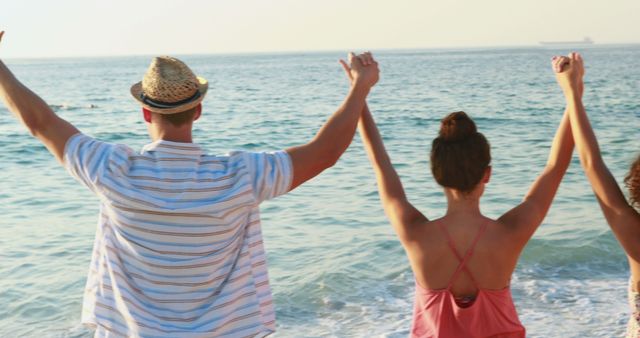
[{"x1": 0, "y1": 46, "x2": 639, "y2": 337}]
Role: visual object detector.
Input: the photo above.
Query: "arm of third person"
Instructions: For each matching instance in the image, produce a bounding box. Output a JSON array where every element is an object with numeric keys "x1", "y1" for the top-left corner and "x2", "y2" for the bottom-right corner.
[{"x1": 0, "y1": 31, "x2": 80, "y2": 164}]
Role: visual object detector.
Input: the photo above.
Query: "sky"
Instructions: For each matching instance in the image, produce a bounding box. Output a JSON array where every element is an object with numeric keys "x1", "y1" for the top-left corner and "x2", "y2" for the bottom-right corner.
[{"x1": 1, "y1": 0, "x2": 639, "y2": 58}]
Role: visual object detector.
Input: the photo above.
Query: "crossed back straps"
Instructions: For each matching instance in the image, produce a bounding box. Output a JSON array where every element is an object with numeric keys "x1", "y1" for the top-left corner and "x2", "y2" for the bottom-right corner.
[{"x1": 438, "y1": 222, "x2": 489, "y2": 290}]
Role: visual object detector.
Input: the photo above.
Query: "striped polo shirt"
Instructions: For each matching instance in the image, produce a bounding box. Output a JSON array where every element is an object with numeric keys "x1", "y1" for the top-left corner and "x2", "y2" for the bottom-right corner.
[{"x1": 63, "y1": 133, "x2": 292, "y2": 337}]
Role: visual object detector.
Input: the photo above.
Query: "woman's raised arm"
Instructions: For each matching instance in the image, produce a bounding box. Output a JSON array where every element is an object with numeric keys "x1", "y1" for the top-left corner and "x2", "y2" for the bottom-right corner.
[
  {"x1": 338, "y1": 58, "x2": 427, "y2": 241},
  {"x1": 357, "y1": 105, "x2": 428, "y2": 240},
  {"x1": 498, "y1": 56, "x2": 576, "y2": 245},
  {"x1": 562, "y1": 53, "x2": 640, "y2": 262}
]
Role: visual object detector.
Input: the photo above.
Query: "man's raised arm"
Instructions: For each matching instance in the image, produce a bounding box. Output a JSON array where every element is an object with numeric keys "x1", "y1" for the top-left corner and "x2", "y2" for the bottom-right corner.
[
  {"x1": 285, "y1": 52, "x2": 379, "y2": 190},
  {"x1": 0, "y1": 31, "x2": 79, "y2": 164}
]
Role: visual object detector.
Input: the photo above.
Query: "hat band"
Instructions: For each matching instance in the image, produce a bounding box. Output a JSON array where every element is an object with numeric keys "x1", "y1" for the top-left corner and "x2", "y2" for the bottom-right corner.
[{"x1": 140, "y1": 90, "x2": 201, "y2": 109}]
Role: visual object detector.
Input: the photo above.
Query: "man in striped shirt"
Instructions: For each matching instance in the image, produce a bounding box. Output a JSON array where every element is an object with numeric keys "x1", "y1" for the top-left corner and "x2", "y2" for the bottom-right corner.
[{"x1": 0, "y1": 30, "x2": 378, "y2": 337}]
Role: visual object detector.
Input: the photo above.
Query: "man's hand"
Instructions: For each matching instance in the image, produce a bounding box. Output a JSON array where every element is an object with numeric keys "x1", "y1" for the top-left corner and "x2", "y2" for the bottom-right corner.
[
  {"x1": 553, "y1": 52, "x2": 584, "y2": 99},
  {"x1": 339, "y1": 52, "x2": 379, "y2": 88}
]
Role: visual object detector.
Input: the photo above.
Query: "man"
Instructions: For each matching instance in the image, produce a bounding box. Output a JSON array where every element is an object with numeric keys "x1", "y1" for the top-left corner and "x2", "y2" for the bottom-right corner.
[{"x1": 0, "y1": 30, "x2": 379, "y2": 337}]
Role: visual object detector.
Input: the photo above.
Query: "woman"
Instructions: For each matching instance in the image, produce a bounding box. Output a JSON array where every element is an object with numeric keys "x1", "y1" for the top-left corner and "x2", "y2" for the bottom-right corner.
[
  {"x1": 554, "y1": 52, "x2": 640, "y2": 337},
  {"x1": 339, "y1": 54, "x2": 575, "y2": 337}
]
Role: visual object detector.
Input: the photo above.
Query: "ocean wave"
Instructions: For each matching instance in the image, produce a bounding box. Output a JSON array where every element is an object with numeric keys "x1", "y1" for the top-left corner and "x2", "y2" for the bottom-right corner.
[{"x1": 49, "y1": 103, "x2": 99, "y2": 111}]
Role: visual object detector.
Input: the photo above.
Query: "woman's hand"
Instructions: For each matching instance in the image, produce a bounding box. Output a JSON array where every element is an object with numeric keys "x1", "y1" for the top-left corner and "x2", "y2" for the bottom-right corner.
[
  {"x1": 553, "y1": 52, "x2": 584, "y2": 99},
  {"x1": 339, "y1": 51, "x2": 378, "y2": 88}
]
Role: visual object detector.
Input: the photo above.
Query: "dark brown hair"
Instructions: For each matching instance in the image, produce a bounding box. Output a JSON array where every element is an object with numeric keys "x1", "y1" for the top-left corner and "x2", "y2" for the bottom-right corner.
[
  {"x1": 625, "y1": 155, "x2": 640, "y2": 208},
  {"x1": 430, "y1": 111, "x2": 491, "y2": 193},
  {"x1": 156, "y1": 105, "x2": 199, "y2": 127}
]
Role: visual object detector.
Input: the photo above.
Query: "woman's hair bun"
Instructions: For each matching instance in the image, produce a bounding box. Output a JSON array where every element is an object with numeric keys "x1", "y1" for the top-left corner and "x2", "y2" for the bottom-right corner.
[
  {"x1": 431, "y1": 111, "x2": 491, "y2": 193},
  {"x1": 439, "y1": 111, "x2": 477, "y2": 142}
]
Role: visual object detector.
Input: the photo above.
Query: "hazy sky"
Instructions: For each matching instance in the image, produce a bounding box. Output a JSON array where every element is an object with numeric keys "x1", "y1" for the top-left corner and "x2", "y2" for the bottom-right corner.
[{"x1": 2, "y1": 0, "x2": 639, "y2": 58}]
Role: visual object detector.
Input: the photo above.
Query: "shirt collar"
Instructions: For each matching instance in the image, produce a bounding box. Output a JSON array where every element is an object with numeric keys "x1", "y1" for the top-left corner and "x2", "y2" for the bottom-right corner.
[{"x1": 141, "y1": 140, "x2": 204, "y2": 156}]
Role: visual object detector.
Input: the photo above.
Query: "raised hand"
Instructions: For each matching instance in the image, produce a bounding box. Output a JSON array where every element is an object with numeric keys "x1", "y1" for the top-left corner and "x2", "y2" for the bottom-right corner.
[
  {"x1": 339, "y1": 51, "x2": 379, "y2": 88},
  {"x1": 0, "y1": 29, "x2": 81, "y2": 163},
  {"x1": 285, "y1": 51, "x2": 377, "y2": 190},
  {"x1": 553, "y1": 52, "x2": 584, "y2": 99}
]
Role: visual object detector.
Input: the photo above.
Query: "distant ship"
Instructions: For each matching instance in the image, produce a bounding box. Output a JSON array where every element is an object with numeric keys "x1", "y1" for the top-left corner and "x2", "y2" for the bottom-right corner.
[{"x1": 540, "y1": 37, "x2": 594, "y2": 46}]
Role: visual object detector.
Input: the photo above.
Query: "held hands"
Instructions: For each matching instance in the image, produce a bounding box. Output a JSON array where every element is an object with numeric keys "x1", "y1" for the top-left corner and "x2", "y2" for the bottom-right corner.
[
  {"x1": 552, "y1": 52, "x2": 584, "y2": 99},
  {"x1": 339, "y1": 51, "x2": 379, "y2": 89}
]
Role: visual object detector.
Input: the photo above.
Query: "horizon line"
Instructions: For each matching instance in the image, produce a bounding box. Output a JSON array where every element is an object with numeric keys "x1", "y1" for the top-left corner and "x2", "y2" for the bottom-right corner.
[{"x1": 4, "y1": 41, "x2": 640, "y2": 61}]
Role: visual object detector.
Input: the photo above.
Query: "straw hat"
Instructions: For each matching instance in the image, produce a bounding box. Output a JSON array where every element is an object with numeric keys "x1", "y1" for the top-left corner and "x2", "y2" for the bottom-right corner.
[{"x1": 130, "y1": 56, "x2": 208, "y2": 114}]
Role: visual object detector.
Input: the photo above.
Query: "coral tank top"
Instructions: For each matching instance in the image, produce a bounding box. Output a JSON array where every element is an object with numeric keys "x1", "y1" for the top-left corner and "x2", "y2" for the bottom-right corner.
[{"x1": 410, "y1": 222, "x2": 526, "y2": 338}]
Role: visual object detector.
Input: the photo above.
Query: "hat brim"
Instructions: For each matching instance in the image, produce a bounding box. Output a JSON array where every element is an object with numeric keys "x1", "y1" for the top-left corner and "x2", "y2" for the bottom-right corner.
[{"x1": 130, "y1": 76, "x2": 208, "y2": 114}]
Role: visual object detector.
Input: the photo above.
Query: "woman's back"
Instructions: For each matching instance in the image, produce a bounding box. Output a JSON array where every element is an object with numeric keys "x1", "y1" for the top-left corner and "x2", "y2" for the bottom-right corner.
[
  {"x1": 406, "y1": 215, "x2": 526, "y2": 338},
  {"x1": 407, "y1": 216, "x2": 519, "y2": 295}
]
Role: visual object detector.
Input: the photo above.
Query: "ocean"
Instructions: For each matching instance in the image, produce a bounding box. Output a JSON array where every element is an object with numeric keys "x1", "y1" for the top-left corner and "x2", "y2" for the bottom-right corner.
[{"x1": 1, "y1": 46, "x2": 639, "y2": 337}]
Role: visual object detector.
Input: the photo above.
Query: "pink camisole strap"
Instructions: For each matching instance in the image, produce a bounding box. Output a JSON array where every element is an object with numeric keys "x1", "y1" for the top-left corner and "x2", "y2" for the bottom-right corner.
[{"x1": 438, "y1": 221, "x2": 487, "y2": 290}]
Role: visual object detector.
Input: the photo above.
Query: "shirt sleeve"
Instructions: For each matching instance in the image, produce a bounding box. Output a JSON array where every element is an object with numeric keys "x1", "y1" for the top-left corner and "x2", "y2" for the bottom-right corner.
[
  {"x1": 242, "y1": 151, "x2": 293, "y2": 204},
  {"x1": 63, "y1": 133, "x2": 118, "y2": 193}
]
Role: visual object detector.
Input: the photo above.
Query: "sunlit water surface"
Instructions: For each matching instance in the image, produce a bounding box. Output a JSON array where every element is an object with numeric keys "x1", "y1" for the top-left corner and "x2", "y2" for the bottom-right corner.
[{"x1": 1, "y1": 46, "x2": 639, "y2": 337}]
